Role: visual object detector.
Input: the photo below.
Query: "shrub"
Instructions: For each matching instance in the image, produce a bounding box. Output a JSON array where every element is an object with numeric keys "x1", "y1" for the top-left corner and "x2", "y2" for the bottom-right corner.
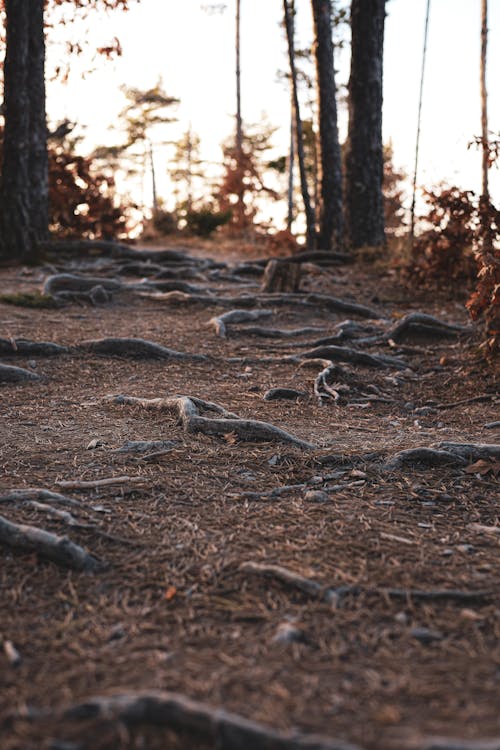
[{"x1": 185, "y1": 206, "x2": 232, "y2": 237}]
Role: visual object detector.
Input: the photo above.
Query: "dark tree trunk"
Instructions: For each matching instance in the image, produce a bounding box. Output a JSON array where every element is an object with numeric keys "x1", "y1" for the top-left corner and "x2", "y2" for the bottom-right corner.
[
  {"x1": 28, "y1": 0, "x2": 49, "y2": 244},
  {"x1": 1, "y1": 0, "x2": 32, "y2": 261},
  {"x1": 283, "y1": 0, "x2": 316, "y2": 250},
  {"x1": 1, "y1": 0, "x2": 48, "y2": 262},
  {"x1": 311, "y1": 0, "x2": 343, "y2": 250},
  {"x1": 344, "y1": 0, "x2": 386, "y2": 250}
]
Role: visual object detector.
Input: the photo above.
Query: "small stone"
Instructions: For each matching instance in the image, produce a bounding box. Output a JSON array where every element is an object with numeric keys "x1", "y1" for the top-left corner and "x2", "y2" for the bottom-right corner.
[
  {"x1": 441, "y1": 548, "x2": 454, "y2": 556},
  {"x1": 272, "y1": 621, "x2": 306, "y2": 645},
  {"x1": 28, "y1": 360, "x2": 37, "y2": 369},
  {"x1": 394, "y1": 611, "x2": 408, "y2": 625},
  {"x1": 456, "y1": 544, "x2": 475, "y2": 554},
  {"x1": 410, "y1": 627, "x2": 443, "y2": 645},
  {"x1": 87, "y1": 438, "x2": 106, "y2": 450},
  {"x1": 414, "y1": 407, "x2": 435, "y2": 416},
  {"x1": 304, "y1": 490, "x2": 330, "y2": 503}
]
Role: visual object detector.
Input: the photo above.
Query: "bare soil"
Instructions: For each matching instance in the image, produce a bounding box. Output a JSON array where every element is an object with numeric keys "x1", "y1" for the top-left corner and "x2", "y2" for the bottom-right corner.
[{"x1": 0, "y1": 243, "x2": 499, "y2": 750}]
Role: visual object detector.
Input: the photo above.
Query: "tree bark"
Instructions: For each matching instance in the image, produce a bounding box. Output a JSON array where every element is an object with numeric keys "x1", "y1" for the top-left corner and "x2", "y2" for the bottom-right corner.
[
  {"x1": 479, "y1": 0, "x2": 492, "y2": 252},
  {"x1": 0, "y1": 0, "x2": 48, "y2": 262},
  {"x1": 311, "y1": 0, "x2": 343, "y2": 250},
  {"x1": 344, "y1": 0, "x2": 386, "y2": 251},
  {"x1": 28, "y1": 0, "x2": 49, "y2": 244},
  {"x1": 1, "y1": 0, "x2": 32, "y2": 261},
  {"x1": 283, "y1": 0, "x2": 316, "y2": 250}
]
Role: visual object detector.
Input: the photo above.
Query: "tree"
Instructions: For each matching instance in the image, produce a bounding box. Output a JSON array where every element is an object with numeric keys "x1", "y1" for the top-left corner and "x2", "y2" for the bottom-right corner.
[
  {"x1": 0, "y1": 0, "x2": 48, "y2": 262},
  {"x1": 170, "y1": 128, "x2": 204, "y2": 215},
  {"x1": 311, "y1": 0, "x2": 343, "y2": 250},
  {"x1": 118, "y1": 83, "x2": 179, "y2": 215},
  {"x1": 0, "y1": 0, "x2": 133, "y2": 263},
  {"x1": 283, "y1": 0, "x2": 316, "y2": 249},
  {"x1": 344, "y1": 0, "x2": 386, "y2": 251}
]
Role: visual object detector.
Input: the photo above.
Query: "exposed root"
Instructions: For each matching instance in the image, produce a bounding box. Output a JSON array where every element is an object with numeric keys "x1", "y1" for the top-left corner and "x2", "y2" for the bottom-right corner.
[
  {"x1": 43, "y1": 273, "x2": 122, "y2": 297},
  {"x1": 385, "y1": 312, "x2": 471, "y2": 341},
  {"x1": 107, "y1": 394, "x2": 316, "y2": 449},
  {"x1": 60, "y1": 691, "x2": 360, "y2": 750},
  {"x1": 312, "y1": 363, "x2": 393, "y2": 405},
  {"x1": 56, "y1": 475, "x2": 145, "y2": 490},
  {"x1": 416, "y1": 737, "x2": 500, "y2": 750},
  {"x1": 239, "y1": 561, "x2": 335, "y2": 601},
  {"x1": 384, "y1": 448, "x2": 467, "y2": 470},
  {"x1": 0, "y1": 515, "x2": 103, "y2": 571},
  {"x1": 207, "y1": 309, "x2": 273, "y2": 337},
  {"x1": 263, "y1": 387, "x2": 307, "y2": 401},
  {"x1": 240, "y1": 562, "x2": 492, "y2": 607},
  {"x1": 0, "y1": 338, "x2": 68, "y2": 356},
  {"x1": 302, "y1": 345, "x2": 407, "y2": 370},
  {"x1": 141, "y1": 290, "x2": 382, "y2": 319},
  {"x1": 77, "y1": 337, "x2": 206, "y2": 361},
  {"x1": 233, "y1": 325, "x2": 326, "y2": 339},
  {"x1": 437, "y1": 443, "x2": 500, "y2": 461},
  {"x1": 0, "y1": 363, "x2": 41, "y2": 383},
  {"x1": 39, "y1": 239, "x2": 201, "y2": 265},
  {"x1": 0, "y1": 489, "x2": 82, "y2": 508}
]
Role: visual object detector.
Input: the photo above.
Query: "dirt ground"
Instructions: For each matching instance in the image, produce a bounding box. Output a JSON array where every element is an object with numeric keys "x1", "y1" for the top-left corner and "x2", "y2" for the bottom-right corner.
[{"x1": 0, "y1": 242, "x2": 499, "y2": 750}]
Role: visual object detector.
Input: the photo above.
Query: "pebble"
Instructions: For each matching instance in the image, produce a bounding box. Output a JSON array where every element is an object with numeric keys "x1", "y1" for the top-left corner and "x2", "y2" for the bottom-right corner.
[
  {"x1": 304, "y1": 490, "x2": 330, "y2": 503},
  {"x1": 410, "y1": 627, "x2": 443, "y2": 645}
]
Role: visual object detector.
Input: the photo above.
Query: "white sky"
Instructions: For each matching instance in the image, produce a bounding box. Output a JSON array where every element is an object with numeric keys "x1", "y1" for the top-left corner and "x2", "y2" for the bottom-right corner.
[{"x1": 47, "y1": 0, "x2": 500, "y2": 212}]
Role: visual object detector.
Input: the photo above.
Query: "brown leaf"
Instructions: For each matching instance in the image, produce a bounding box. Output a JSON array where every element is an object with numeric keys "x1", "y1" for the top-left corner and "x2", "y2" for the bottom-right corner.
[{"x1": 465, "y1": 459, "x2": 500, "y2": 476}]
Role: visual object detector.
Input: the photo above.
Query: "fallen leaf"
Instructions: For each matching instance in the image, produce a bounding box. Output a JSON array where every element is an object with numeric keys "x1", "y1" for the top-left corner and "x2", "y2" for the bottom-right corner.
[
  {"x1": 164, "y1": 586, "x2": 177, "y2": 601},
  {"x1": 465, "y1": 459, "x2": 500, "y2": 476}
]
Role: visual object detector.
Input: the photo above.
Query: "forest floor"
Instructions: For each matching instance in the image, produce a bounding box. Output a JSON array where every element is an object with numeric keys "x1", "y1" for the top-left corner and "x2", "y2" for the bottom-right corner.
[{"x1": 0, "y1": 240, "x2": 499, "y2": 750}]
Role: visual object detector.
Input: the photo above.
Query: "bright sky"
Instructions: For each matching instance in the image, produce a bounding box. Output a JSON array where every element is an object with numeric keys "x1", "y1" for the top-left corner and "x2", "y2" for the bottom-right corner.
[{"x1": 47, "y1": 0, "x2": 500, "y2": 214}]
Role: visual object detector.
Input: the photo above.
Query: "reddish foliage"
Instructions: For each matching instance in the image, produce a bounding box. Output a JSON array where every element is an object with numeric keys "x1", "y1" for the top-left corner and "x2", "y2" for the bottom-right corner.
[
  {"x1": 407, "y1": 186, "x2": 479, "y2": 285},
  {"x1": 48, "y1": 145, "x2": 131, "y2": 239}
]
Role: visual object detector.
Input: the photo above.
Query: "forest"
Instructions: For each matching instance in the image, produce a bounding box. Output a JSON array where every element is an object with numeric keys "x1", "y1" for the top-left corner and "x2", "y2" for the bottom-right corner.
[{"x1": 0, "y1": 1, "x2": 499, "y2": 749}]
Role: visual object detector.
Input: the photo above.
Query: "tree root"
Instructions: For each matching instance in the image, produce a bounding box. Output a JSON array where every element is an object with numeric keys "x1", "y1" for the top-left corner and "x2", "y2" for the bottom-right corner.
[
  {"x1": 141, "y1": 290, "x2": 381, "y2": 319},
  {"x1": 59, "y1": 690, "x2": 360, "y2": 750},
  {"x1": 0, "y1": 363, "x2": 41, "y2": 383},
  {"x1": 0, "y1": 515, "x2": 103, "y2": 571},
  {"x1": 0, "y1": 488, "x2": 82, "y2": 508},
  {"x1": 384, "y1": 448, "x2": 468, "y2": 470},
  {"x1": 56, "y1": 475, "x2": 145, "y2": 490},
  {"x1": 385, "y1": 312, "x2": 471, "y2": 341},
  {"x1": 301, "y1": 345, "x2": 407, "y2": 370},
  {"x1": 207, "y1": 309, "x2": 273, "y2": 337},
  {"x1": 43, "y1": 273, "x2": 123, "y2": 297},
  {"x1": 239, "y1": 561, "x2": 492, "y2": 607},
  {"x1": 107, "y1": 394, "x2": 316, "y2": 449},
  {"x1": 416, "y1": 736, "x2": 500, "y2": 750},
  {"x1": 437, "y1": 442, "x2": 500, "y2": 461},
  {"x1": 264, "y1": 388, "x2": 308, "y2": 401},
  {"x1": 77, "y1": 337, "x2": 207, "y2": 361},
  {"x1": 232, "y1": 325, "x2": 326, "y2": 339},
  {"x1": 0, "y1": 338, "x2": 68, "y2": 356},
  {"x1": 38, "y1": 239, "x2": 202, "y2": 265}
]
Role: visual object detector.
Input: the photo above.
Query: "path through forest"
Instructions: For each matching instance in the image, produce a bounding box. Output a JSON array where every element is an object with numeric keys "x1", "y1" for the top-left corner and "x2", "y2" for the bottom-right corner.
[{"x1": 0, "y1": 243, "x2": 499, "y2": 750}]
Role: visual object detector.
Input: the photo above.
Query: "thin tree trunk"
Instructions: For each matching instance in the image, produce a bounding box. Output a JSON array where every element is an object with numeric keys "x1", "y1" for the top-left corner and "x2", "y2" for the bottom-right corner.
[
  {"x1": 235, "y1": 0, "x2": 243, "y2": 158},
  {"x1": 479, "y1": 0, "x2": 492, "y2": 251},
  {"x1": 344, "y1": 0, "x2": 386, "y2": 251},
  {"x1": 1, "y1": 0, "x2": 32, "y2": 262},
  {"x1": 283, "y1": 0, "x2": 316, "y2": 249},
  {"x1": 28, "y1": 0, "x2": 49, "y2": 244},
  {"x1": 148, "y1": 139, "x2": 158, "y2": 215},
  {"x1": 287, "y1": 100, "x2": 295, "y2": 231},
  {"x1": 311, "y1": 0, "x2": 343, "y2": 250}
]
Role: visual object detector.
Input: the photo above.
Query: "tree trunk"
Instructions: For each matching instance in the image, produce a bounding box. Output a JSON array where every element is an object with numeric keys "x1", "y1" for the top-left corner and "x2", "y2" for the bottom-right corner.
[
  {"x1": 0, "y1": 0, "x2": 48, "y2": 263},
  {"x1": 283, "y1": 0, "x2": 316, "y2": 250},
  {"x1": 344, "y1": 0, "x2": 386, "y2": 251},
  {"x1": 1, "y1": 0, "x2": 32, "y2": 262},
  {"x1": 479, "y1": 0, "x2": 492, "y2": 252},
  {"x1": 28, "y1": 0, "x2": 49, "y2": 244},
  {"x1": 311, "y1": 0, "x2": 343, "y2": 250}
]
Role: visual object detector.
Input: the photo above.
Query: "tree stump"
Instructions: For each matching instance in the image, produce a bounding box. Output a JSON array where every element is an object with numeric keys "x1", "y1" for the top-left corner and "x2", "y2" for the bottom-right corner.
[{"x1": 260, "y1": 260, "x2": 302, "y2": 293}]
